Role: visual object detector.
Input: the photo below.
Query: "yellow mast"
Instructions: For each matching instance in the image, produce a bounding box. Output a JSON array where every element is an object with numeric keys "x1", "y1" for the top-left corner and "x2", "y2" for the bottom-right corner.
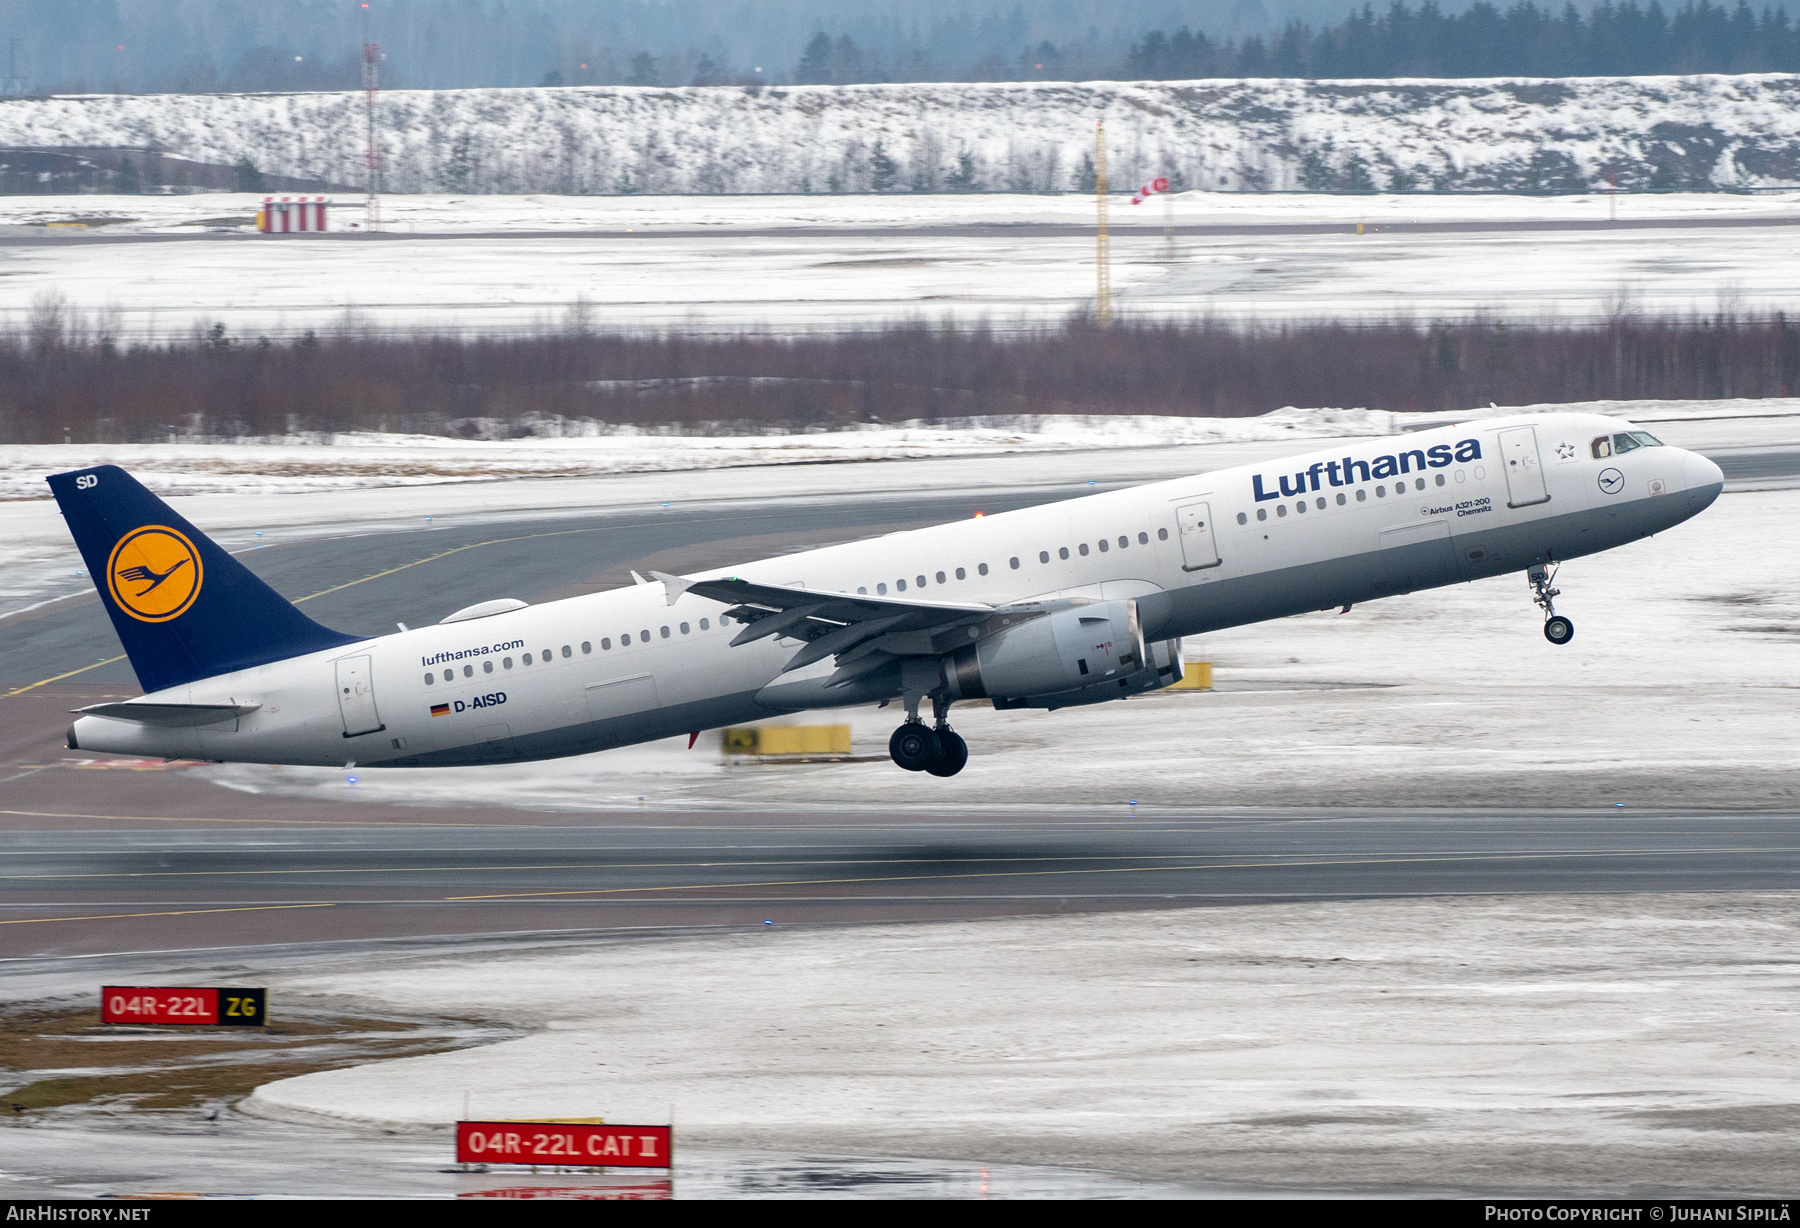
[{"x1": 1095, "y1": 121, "x2": 1111, "y2": 329}]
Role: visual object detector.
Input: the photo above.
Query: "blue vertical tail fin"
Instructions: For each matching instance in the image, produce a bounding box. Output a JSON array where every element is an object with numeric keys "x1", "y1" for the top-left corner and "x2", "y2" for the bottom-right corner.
[{"x1": 47, "y1": 464, "x2": 363, "y2": 693}]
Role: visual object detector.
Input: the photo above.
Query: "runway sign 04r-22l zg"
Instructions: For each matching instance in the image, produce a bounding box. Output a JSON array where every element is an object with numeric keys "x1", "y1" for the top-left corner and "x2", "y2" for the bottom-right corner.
[{"x1": 101, "y1": 986, "x2": 267, "y2": 1027}]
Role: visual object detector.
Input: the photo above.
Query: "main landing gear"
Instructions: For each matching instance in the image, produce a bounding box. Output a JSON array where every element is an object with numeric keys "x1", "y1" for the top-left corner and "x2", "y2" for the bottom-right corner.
[
  {"x1": 1529, "y1": 563, "x2": 1574, "y2": 645},
  {"x1": 889, "y1": 694, "x2": 969, "y2": 777}
]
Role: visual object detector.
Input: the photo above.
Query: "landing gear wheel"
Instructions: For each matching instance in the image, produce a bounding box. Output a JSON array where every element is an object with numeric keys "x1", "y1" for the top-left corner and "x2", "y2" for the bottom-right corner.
[
  {"x1": 1544, "y1": 615, "x2": 1575, "y2": 645},
  {"x1": 889, "y1": 723, "x2": 941, "y2": 772},
  {"x1": 925, "y1": 729, "x2": 968, "y2": 777}
]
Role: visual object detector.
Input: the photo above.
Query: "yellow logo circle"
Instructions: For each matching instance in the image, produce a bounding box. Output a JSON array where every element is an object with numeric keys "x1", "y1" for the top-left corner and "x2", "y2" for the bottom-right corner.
[{"x1": 106, "y1": 526, "x2": 203, "y2": 623}]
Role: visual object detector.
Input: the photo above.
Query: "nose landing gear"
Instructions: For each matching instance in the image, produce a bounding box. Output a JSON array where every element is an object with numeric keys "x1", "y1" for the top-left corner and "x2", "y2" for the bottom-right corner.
[
  {"x1": 888, "y1": 693, "x2": 969, "y2": 777},
  {"x1": 1529, "y1": 563, "x2": 1575, "y2": 645}
]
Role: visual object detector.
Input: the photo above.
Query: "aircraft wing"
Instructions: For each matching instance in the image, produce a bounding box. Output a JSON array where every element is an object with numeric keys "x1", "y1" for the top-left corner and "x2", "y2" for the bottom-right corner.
[{"x1": 655, "y1": 572, "x2": 999, "y2": 688}]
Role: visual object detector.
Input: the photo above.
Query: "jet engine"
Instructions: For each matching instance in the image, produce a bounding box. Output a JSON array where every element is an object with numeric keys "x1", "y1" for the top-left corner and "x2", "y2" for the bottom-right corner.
[{"x1": 942, "y1": 600, "x2": 1181, "y2": 708}]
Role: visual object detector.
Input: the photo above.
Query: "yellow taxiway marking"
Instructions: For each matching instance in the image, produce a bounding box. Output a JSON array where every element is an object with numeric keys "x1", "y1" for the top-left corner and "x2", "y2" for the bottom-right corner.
[
  {"x1": 0, "y1": 903, "x2": 336, "y2": 926},
  {"x1": 3, "y1": 525, "x2": 613, "y2": 697},
  {"x1": 447, "y1": 845, "x2": 1794, "y2": 901}
]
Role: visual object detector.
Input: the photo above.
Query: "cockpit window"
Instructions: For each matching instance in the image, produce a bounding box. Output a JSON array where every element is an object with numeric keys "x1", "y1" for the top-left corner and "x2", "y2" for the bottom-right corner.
[
  {"x1": 1591, "y1": 436, "x2": 1612, "y2": 459},
  {"x1": 1629, "y1": 431, "x2": 1664, "y2": 447},
  {"x1": 1612, "y1": 432, "x2": 1643, "y2": 454}
]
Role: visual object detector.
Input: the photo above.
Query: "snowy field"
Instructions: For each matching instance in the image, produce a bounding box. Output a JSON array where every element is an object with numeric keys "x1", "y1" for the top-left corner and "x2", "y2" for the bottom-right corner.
[
  {"x1": 4, "y1": 191, "x2": 1800, "y2": 336},
  {"x1": 240, "y1": 891, "x2": 1800, "y2": 1193}
]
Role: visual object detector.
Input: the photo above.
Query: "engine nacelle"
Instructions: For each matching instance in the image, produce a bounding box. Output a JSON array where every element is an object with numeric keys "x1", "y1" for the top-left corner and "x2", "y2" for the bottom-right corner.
[
  {"x1": 990, "y1": 636, "x2": 1185, "y2": 711},
  {"x1": 945, "y1": 600, "x2": 1146, "y2": 702}
]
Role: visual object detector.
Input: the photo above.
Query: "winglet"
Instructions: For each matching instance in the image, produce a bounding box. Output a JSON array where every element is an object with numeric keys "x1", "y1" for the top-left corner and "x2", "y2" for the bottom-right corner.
[{"x1": 651, "y1": 571, "x2": 695, "y2": 606}]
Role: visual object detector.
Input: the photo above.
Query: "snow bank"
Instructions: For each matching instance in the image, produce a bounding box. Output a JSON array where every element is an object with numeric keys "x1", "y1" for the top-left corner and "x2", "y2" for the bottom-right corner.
[
  {"x1": 4, "y1": 76, "x2": 1800, "y2": 195},
  {"x1": 247, "y1": 892, "x2": 1800, "y2": 1192}
]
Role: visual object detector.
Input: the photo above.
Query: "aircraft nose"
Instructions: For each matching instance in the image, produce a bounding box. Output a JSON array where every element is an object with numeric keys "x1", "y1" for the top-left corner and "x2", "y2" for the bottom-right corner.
[{"x1": 1684, "y1": 450, "x2": 1725, "y2": 509}]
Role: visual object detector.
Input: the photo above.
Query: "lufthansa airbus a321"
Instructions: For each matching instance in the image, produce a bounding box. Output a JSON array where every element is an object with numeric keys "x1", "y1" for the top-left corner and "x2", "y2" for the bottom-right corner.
[{"x1": 50, "y1": 413, "x2": 1723, "y2": 778}]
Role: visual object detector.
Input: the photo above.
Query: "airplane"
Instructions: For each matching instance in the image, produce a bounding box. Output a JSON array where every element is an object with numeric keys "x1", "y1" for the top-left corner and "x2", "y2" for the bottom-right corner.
[{"x1": 49, "y1": 411, "x2": 1723, "y2": 779}]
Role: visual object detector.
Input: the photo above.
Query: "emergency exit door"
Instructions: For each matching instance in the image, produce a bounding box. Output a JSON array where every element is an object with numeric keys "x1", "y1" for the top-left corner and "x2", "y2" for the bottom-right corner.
[
  {"x1": 1498, "y1": 427, "x2": 1550, "y2": 508},
  {"x1": 1175, "y1": 502, "x2": 1221, "y2": 571},
  {"x1": 335, "y1": 654, "x2": 385, "y2": 737}
]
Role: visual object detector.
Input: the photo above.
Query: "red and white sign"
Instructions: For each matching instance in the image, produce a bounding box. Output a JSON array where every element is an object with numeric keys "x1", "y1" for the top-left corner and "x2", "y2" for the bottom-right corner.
[
  {"x1": 1130, "y1": 176, "x2": 1171, "y2": 204},
  {"x1": 101, "y1": 986, "x2": 266, "y2": 1027},
  {"x1": 456, "y1": 1122, "x2": 672, "y2": 1169}
]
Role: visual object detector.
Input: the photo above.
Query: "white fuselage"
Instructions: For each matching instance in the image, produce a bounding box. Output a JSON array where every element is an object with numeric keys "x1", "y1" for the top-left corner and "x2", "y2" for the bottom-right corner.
[{"x1": 70, "y1": 413, "x2": 1724, "y2": 768}]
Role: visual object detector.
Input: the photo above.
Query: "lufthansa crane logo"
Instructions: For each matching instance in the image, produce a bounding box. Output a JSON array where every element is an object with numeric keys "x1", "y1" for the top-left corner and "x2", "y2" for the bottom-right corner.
[{"x1": 106, "y1": 526, "x2": 203, "y2": 622}]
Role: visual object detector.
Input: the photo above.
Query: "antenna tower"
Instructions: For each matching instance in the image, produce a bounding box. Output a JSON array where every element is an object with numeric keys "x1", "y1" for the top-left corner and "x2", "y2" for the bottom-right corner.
[
  {"x1": 362, "y1": 4, "x2": 382, "y2": 233},
  {"x1": 1095, "y1": 121, "x2": 1111, "y2": 330}
]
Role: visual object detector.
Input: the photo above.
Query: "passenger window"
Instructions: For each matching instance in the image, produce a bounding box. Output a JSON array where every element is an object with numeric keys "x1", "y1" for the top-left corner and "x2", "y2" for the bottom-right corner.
[
  {"x1": 1376, "y1": 486, "x2": 1386, "y2": 497},
  {"x1": 1138, "y1": 532, "x2": 1148, "y2": 544},
  {"x1": 857, "y1": 586, "x2": 867, "y2": 594},
  {"x1": 955, "y1": 567, "x2": 966, "y2": 580},
  {"x1": 522, "y1": 652, "x2": 532, "y2": 665},
  {"x1": 1295, "y1": 501, "x2": 1306, "y2": 513},
  {"x1": 621, "y1": 633, "x2": 631, "y2": 645},
  {"x1": 1039, "y1": 551, "x2": 1049, "y2": 563},
  {"x1": 1434, "y1": 474, "x2": 1445, "y2": 487},
  {"x1": 1256, "y1": 508, "x2": 1267, "y2": 521},
  {"x1": 659, "y1": 626, "x2": 670, "y2": 638},
  {"x1": 1592, "y1": 436, "x2": 1612, "y2": 459},
  {"x1": 641, "y1": 629, "x2": 650, "y2": 641},
  {"x1": 1356, "y1": 489, "x2": 1368, "y2": 502},
  {"x1": 1277, "y1": 505, "x2": 1288, "y2": 518},
  {"x1": 1118, "y1": 536, "x2": 1129, "y2": 548},
  {"x1": 877, "y1": 583, "x2": 887, "y2": 594},
  {"x1": 1237, "y1": 512, "x2": 1247, "y2": 525},
  {"x1": 562, "y1": 645, "x2": 572, "y2": 657},
  {"x1": 1336, "y1": 493, "x2": 1346, "y2": 505},
  {"x1": 503, "y1": 657, "x2": 513, "y2": 669},
  {"x1": 1612, "y1": 433, "x2": 1642, "y2": 454},
  {"x1": 1098, "y1": 539, "x2": 1109, "y2": 551},
  {"x1": 601, "y1": 637, "x2": 611, "y2": 649},
  {"x1": 1059, "y1": 547, "x2": 1070, "y2": 559},
  {"x1": 1079, "y1": 543, "x2": 1089, "y2": 556},
  {"x1": 1009, "y1": 557, "x2": 1019, "y2": 569},
  {"x1": 424, "y1": 672, "x2": 434, "y2": 685},
  {"x1": 1157, "y1": 528, "x2": 1168, "y2": 540},
  {"x1": 464, "y1": 665, "x2": 473, "y2": 677},
  {"x1": 484, "y1": 661, "x2": 494, "y2": 673},
  {"x1": 917, "y1": 575, "x2": 927, "y2": 587},
  {"x1": 897, "y1": 579, "x2": 907, "y2": 591},
  {"x1": 1415, "y1": 478, "x2": 1426, "y2": 491},
  {"x1": 582, "y1": 641, "x2": 592, "y2": 653},
  {"x1": 979, "y1": 563, "x2": 989, "y2": 575},
  {"x1": 936, "y1": 571, "x2": 946, "y2": 584},
  {"x1": 680, "y1": 622, "x2": 690, "y2": 634},
  {"x1": 700, "y1": 618, "x2": 709, "y2": 630}
]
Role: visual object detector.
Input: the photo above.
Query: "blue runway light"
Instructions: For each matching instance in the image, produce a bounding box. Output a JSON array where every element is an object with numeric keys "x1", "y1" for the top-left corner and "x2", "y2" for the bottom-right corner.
[
  {"x1": 425, "y1": 516, "x2": 432, "y2": 521},
  {"x1": 1616, "y1": 802, "x2": 1626, "y2": 807},
  {"x1": 347, "y1": 775, "x2": 358, "y2": 784},
  {"x1": 764, "y1": 920, "x2": 773, "y2": 926},
  {"x1": 255, "y1": 531, "x2": 263, "y2": 536}
]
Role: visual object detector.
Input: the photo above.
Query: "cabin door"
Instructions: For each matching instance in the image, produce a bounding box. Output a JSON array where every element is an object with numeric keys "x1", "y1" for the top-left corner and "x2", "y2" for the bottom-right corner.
[
  {"x1": 1499, "y1": 427, "x2": 1550, "y2": 508},
  {"x1": 335, "y1": 655, "x2": 384, "y2": 738},
  {"x1": 1175, "y1": 502, "x2": 1221, "y2": 571}
]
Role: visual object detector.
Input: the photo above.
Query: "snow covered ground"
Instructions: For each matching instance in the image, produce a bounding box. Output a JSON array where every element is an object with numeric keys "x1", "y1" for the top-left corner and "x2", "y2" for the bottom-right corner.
[
  {"x1": 4, "y1": 76, "x2": 1800, "y2": 195},
  {"x1": 4, "y1": 191, "x2": 1799, "y2": 336},
  {"x1": 239, "y1": 891, "x2": 1800, "y2": 1193}
]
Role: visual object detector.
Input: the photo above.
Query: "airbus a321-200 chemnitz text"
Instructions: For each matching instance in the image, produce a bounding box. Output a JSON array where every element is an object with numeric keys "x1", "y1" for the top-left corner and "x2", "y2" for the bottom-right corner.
[{"x1": 50, "y1": 413, "x2": 1722, "y2": 778}]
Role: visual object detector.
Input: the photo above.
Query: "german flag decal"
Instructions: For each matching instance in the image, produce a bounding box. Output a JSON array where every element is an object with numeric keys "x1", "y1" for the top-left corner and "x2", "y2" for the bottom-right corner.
[{"x1": 430, "y1": 703, "x2": 450, "y2": 717}]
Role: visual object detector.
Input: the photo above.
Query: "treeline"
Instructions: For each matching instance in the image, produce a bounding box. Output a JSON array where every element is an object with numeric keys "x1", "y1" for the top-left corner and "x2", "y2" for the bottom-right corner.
[
  {"x1": 2, "y1": 315, "x2": 1794, "y2": 445},
  {"x1": 1128, "y1": 1, "x2": 1800, "y2": 79}
]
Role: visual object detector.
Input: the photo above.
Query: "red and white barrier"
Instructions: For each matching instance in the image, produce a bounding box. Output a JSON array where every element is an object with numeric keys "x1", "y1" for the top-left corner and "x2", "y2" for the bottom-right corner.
[{"x1": 259, "y1": 196, "x2": 330, "y2": 234}]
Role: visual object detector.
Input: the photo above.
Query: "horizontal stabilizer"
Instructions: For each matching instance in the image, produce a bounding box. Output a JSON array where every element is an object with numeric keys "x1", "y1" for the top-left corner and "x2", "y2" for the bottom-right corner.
[{"x1": 74, "y1": 701, "x2": 262, "y2": 728}]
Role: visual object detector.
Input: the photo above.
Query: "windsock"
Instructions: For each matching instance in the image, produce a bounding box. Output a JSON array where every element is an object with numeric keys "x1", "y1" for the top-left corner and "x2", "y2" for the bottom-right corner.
[{"x1": 1130, "y1": 176, "x2": 1170, "y2": 205}]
